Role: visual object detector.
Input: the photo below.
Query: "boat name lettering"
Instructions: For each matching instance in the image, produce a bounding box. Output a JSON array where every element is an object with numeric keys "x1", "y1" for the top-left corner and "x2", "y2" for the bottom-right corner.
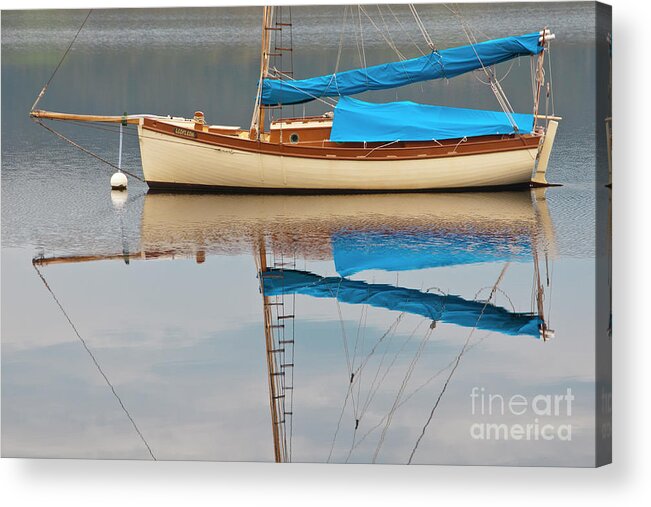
[{"x1": 174, "y1": 127, "x2": 197, "y2": 138}]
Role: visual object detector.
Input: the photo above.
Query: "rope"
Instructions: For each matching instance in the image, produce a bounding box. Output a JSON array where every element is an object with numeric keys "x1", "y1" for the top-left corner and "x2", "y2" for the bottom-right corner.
[
  {"x1": 407, "y1": 263, "x2": 510, "y2": 464},
  {"x1": 356, "y1": 6, "x2": 369, "y2": 87},
  {"x1": 34, "y1": 119, "x2": 145, "y2": 182},
  {"x1": 443, "y1": 4, "x2": 520, "y2": 130},
  {"x1": 31, "y1": 10, "x2": 93, "y2": 111},
  {"x1": 325, "y1": 4, "x2": 349, "y2": 97},
  {"x1": 373, "y1": 320, "x2": 432, "y2": 463},
  {"x1": 408, "y1": 4, "x2": 436, "y2": 50},
  {"x1": 326, "y1": 379, "x2": 353, "y2": 463},
  {"x1": 33, "y1": 262, "x2": 156, "y2": 460},
  {"x1": 326, "y1": 312, "x2": 404, "y2": 462},
  {"x1": 359, "y1": 5, "x2": 406, "y2": 61},
  {"x1": 350, "y1": 328, "x2": 492, "y2": 454},
  {"x1": 363, "y1": 139, "x2": 400, "y2": 157},
  {"x1": 387, "y1": 4, "x2": 426, "y2": 56},
  {"x1": 270, "y1": 68, "x2": 337, "y2": 107}
]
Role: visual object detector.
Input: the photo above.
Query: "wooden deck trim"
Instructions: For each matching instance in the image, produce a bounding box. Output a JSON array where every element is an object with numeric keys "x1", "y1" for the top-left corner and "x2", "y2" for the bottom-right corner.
[{"x1": 141, "y1": 117, "x2": 541, "y2": 162}]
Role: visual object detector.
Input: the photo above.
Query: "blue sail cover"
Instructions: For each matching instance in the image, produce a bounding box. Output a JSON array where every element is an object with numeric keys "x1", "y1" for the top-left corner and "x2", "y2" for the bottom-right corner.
[
  {"x1": 332, "y1": 230, "x2": 532, "y2": 277},
  {"x1": 262, "y1": 269, "x2": 542, "y2": 337},
  {"x1": 330, "y1": 97, "x2": 535, "y2": 142},
  {"x1": 261, "y1": 32, "x2": 543, "y2": 106}
]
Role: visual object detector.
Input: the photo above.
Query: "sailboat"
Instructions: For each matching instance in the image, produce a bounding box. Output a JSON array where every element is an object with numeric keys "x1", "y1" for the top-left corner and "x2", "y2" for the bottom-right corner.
[{"x1": 30, "y1": 6, "x2": 560, "y2": 192}]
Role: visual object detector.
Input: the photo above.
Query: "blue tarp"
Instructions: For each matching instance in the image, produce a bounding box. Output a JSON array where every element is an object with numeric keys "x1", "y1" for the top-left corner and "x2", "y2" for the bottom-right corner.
[
  {"x1": 329, "y1": 97, "x2": 535, "y2": 142},
  {"x1": 261, "y1": 32, "x2": 543, "y2": 106},
  {"x1": 262, "y1": 269, "x2": 542, "y2": 338},
  {"x1": 332, "y1": 230, "x2": 532, "y2": 277}
]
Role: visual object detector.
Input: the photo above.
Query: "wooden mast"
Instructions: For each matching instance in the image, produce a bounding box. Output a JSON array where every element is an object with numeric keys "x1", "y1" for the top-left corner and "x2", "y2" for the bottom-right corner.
[
  {"x1": 250, "y1": 6, "x2": 275, "y2": 140},
  {"x1": 255, "y1": 240, "x2": 285, "y2": 463}
]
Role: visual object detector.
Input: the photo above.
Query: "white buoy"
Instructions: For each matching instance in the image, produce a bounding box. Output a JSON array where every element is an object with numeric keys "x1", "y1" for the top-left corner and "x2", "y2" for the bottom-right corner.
[{"x1": 110, "y1": 171, "x2": 128, "y2": 190}]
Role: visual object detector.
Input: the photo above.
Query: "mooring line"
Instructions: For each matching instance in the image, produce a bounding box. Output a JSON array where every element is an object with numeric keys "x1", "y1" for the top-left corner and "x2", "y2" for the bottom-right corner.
[
  {"x1": 35, "y1": 119, "x2": 145, "y2": 182},
  {"x1": 33, "y1": 263, "x2": 156, "y2": 460}
]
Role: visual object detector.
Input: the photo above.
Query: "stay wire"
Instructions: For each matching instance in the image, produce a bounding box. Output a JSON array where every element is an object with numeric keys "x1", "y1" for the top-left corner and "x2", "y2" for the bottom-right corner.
[
  {"x1": 407, "y1": 263, "x2": 510, "y2": 464},
  {"x1": 32, "y1": 263, "x2": 157, "y2": 460},
  {"x1": 31, "y1": 10, "x2": 93, "y2": 111}
]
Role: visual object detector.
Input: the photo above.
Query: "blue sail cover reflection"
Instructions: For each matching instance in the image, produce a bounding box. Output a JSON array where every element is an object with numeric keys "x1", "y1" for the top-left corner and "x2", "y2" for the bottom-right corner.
[
  {"x1": 262, "y1": 269, "x2": 542, "y2": 338},
  {"x1": 332, "y1": 229, "x2": 532, "y2": 276}
]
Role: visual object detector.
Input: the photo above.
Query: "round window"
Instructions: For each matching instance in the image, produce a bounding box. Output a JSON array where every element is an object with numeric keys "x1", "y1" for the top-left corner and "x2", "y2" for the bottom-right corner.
[{"x1": 289, "y1": 132, "x2": 300, "y2": 144}]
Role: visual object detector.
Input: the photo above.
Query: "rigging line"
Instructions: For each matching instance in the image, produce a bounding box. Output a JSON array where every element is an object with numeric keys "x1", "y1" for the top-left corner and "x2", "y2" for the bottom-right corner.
[
  {"x1": 444, "y1": 3, "x2": 518, "y2": 127},
  {"x1": 407, "y1": 263, "x2": 510, "y2": 464},
  {"x1": 351, "y1": 329, "x2": 491, "y2": 452},
  {"x1": 354, "y1": 6, "x2": 369, "y2": 86},
  {"x1": 31, "y1": 9, "x2": 93, "y2": 112},
  {"x1": 350, "y1": 299, "x2": 369, "y2": 420},
  {"x1": 32, "y1": 263, "x2": 156, "y2": 460},
  {"x1": 326, "y1": 4, "x2": 349, "y2": 96},
  {"x1": 373, "y1": 319, "x2": 431, "y2": 463},
  {"x1": 546, "y1": 41, "x2": 555, "y2": 115},
  {"x1": 344, "y1": 427, "x2": 359, "y2": 463},
  {"x1": 358, "y1": 315, "x2": 417, "y2": 420},
  {"x1": 43, "y1": 116, "x2": 301, "y2": 167},
  {"x1": 356, "y1": 278, "x2": 443, "y2": 421},
  {"x1": 326, "y1": 280, "x2": 358, "y2": 415},
  {"x1": 359, "y1": 5, "x2": 406, "y2": 61},
  {"x1": 34, "y1": 120, "x2": 145, "y2": 182},
  {"x1": 352, "y1": 312, "x2": 405, "y2": 378},
  {"x1": 473, "y1": 286, "x2": 517, "y2": 313},
  {"x1": 386, "y1": 4, "x2": 426, "y2": 56},
  {"x1": 399, "y1": 329, "x2": 490, "y2": 409},
  {"x1": 408, "y1": 4, "x2": 436, "y2": 50},
  {"x1": 352, "y1": 332, "x2": 489, "y2": 452},
  {"x1": 329, "y1": 279, "x2": 352, "y2": 377},
  {"x1": 329, "y1": 311, "x2": 403, "y2": 462},
  {"x1": 375, "y1": 4, "x2": 404, "y2": 58},
  {"x1": 359, "y1": 5, "x2": 418, "y2": 89},
  {"x1": 355, "y1": 300, "x2": 369, "y2": 420},
  {"x1": 269, "y1": 68, "x2": 338, "y2": 107},
  {"x1": 326, "y1": 378, "x2": 354, "y2": 463},
  {"x1": 530, "y1": 55, "x2": 538, "y2": 105},
  {"x1": 473, "y1": 59, "x2": 515, "y2": 86},
  {"x1": 348, "y1": 309, "x2": 405, "y2": 440}
]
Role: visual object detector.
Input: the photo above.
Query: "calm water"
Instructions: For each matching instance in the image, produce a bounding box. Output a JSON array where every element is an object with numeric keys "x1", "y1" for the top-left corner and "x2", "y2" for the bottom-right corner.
[{"x1": 2, "y1": 4, "x2": 606, "y2": 465}]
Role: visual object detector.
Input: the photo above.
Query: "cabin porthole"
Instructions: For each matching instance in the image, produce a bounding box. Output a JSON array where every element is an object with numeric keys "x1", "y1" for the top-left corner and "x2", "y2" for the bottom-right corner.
[{"x1": 289, "y1": 132, "x2": 300, "y2": 144}]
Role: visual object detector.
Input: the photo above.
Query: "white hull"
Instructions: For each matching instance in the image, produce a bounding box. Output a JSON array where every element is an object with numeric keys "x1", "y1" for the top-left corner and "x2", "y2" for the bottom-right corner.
[{"x1": 138, "y1": 125, "x2": 540, "y2": 191}]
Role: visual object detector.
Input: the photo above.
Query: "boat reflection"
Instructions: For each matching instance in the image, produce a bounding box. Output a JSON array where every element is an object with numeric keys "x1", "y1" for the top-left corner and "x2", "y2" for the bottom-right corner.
[
  {"x1": 137, "y1": 190, "x2": 555, "y2": 262},
  {"x1": 34, "y1": 189, "x2": 556, "y2": 341},
  {"x1": 33, "y1": 189, "x2": 557, "y2": 463}
]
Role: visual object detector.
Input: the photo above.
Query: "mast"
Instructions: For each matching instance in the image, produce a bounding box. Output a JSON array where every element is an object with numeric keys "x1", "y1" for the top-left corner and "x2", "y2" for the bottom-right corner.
[
  {"x1": 256, "y1": 240, "x2": 284, "y2": 462},
  {"x1": 250, "y1": 6, "x2": 275, "y2": 140}
]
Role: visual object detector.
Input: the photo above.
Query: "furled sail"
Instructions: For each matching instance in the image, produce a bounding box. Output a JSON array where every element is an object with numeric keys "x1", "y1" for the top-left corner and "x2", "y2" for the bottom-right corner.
[
  {"x1": 261, "y1": 32, "x2": 544, "y2": 106},
  {"x1": 262, "y1": 269, "x2": 542, "y2": 337},
  {"x1": 329, "y1": 97, "x2": 535, "y2": 142}
]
